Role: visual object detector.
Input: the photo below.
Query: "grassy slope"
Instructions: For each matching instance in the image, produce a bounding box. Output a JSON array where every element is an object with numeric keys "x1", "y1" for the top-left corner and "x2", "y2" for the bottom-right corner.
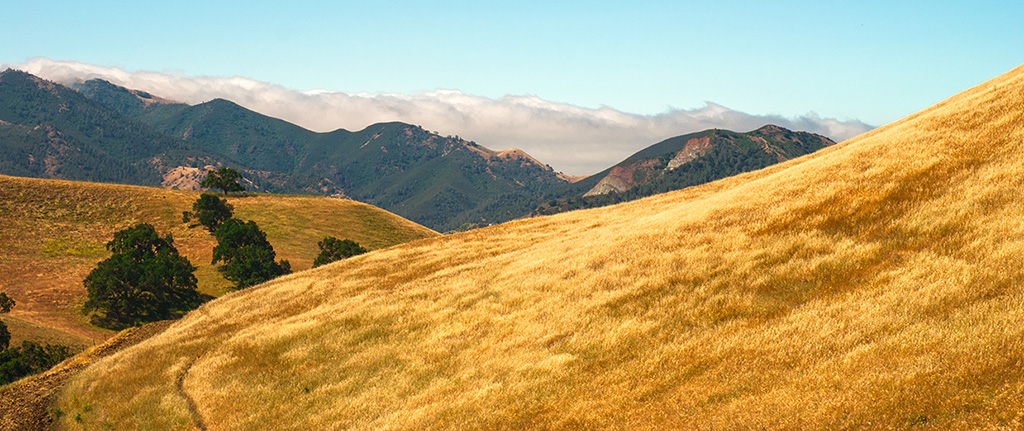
[
  {"x1": 56, "y1": 64, "x2": 1024, "y2": 430},
  {"x1": 0, "y1": 175, "x2": 437, "y2": 345}
]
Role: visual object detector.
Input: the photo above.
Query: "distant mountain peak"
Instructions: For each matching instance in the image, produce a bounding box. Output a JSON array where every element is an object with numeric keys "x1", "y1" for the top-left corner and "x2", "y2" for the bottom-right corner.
[
  {"x1": 582, "y1": 124, "x2": 834, "y2": 197},
  {"x1": 755, "y1": 124, "x2": 784, "y2": 133},
  {"x1": 72, "y1": 79, "x2": 182, "y2": 120},
  {"x1": 0, "y1": 68, "x2": 28, "y2": 78},
  {"x1": 78, "y1": 78, "x2": 181, "y2": 104},
  {"x1": 472, "y1": 145, "x2": 556, "y2": 172},
  {"x1": 536, "y1": 124, "x2": 835, "y2": 215},
  {"x1": 495, "y1": 148, "x2": 541, "y2": 164},
  {"x1": 1, "y1": 68, "x2": 59, "y2": 91}
]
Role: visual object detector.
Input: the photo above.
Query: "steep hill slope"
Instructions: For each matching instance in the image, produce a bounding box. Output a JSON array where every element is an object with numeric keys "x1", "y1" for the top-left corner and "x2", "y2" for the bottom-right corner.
[
  {"x1": 535, "y1": 125, "x2": 834, "y2": 215},
  {"x1": 0, "y1": 174, "x2": 437, "y2": 345},
  {"x1": 75, "y1": 79, "x2": 570, "y2": 231},
  {"x1": 55, "y1": 63, "x2": 1024, "y2": 430}
]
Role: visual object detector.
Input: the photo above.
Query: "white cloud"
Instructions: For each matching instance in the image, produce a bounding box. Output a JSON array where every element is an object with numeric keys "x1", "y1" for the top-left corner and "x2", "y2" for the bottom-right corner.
[{"x1": 3, "y1": 57, "x2": 874, "y2": 175}]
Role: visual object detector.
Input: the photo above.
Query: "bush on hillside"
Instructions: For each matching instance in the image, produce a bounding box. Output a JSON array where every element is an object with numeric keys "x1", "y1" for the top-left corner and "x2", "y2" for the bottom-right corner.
[
  {"x1": 0, "y1": 341, "x2": 72, "y2": 385},
  {"x1": 0, "y1": 320, "x2": 8, "y2": 351},
  {"x1": 212, "y1": 218, "x2": 291, "y2": 289},
  {"x1": 201, "y1": 167, "x2": 246, "y2": 194},
  {"x1": 312, "y1": 237, "x2": 367, "y2": 268},
  {"x1": 220, "y1": 244, "x2": 292, "y2": 289},
  {"x1": 0, "y1": 292, "x2": 14, "y2": 313},
  {"x1": 83, "y1": 223, "x2": 201, "y2": 328},
  {"x1": 0, "y1": 292, "x2": 11, "y2": 350},
  {"x1": 183, "y1": 193, "x2": 234, "y2": 233}
]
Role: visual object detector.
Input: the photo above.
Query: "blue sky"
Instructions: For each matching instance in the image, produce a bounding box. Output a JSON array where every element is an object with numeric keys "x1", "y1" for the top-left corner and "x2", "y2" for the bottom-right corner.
[{"x1": 3, "y1": 1, "x2": 1023, "y2": 173}]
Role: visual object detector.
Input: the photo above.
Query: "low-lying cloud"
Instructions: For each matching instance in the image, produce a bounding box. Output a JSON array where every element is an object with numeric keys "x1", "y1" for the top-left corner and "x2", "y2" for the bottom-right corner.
[{"x1": 4, "y1": 57, "x2": 874, "y2": 175}]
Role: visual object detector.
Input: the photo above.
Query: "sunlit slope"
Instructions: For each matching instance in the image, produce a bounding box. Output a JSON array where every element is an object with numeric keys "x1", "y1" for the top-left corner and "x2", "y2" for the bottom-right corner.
[
  {"x1": 58, "y1": 64, "x2": 1024, "y2": 430},
  {"x1": 0, "y1": 175, "x2": 437, "y2": 343}
]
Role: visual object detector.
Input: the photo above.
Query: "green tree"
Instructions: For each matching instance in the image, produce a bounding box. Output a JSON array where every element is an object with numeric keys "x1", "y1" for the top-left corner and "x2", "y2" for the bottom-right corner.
[
  {"x1": 0, "y1": 292, "x2": 9, "y2": 350},
  {"x1": 0, "y1": 292, "x2": 12, "y2": 350},
  {"x1": 182, "y1": 193, "x2": 234, "y2": 233},
  {"x1": 220, "y1": 244, "x2": 291, "y2": 289},
  {"x1": 0, "y1": 292, "x2": 14, "y2": 313},
  {"x1": 212, "y1": 219, "x2": 291, "y2": 289},
  {"x1": 312, "y1": 236, "x2": 367, "y2": 268},
  {"x1": 0, "y1": 323, "x2": 8, "y2": 351},
  {"x1": 0, "y1": 341, "x2": 72, "y2": 385},
  {"x1": 201, "y1": 167, "x2": 246, "y2": 194},
  {"x1": 83, "y1": 223, "x2": 201, "y2": 327}
]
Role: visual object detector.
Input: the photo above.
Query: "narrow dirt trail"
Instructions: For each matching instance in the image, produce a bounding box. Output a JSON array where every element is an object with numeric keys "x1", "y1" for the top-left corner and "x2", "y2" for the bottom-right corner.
[{"x1": 176, "y1": 354, "x2": 208, "y2": 431}]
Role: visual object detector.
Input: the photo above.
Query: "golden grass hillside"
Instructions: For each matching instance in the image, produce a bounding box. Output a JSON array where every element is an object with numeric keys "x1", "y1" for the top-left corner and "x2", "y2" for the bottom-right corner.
[
  {"x1": 0, "y1": 176, "x2": 438, "y2": 344},
  {"x1": 56, "y1": 64, "x2": 1024, "y2": 430}
]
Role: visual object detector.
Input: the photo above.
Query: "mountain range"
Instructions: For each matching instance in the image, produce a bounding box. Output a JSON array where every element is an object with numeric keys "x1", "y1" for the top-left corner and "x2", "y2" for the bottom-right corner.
[{"x1": 1, "y1": 69, "x2": 837, "y2": 231}]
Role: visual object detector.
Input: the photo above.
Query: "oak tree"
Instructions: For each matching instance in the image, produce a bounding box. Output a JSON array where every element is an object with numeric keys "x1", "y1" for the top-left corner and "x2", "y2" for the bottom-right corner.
[
  {"x1": 312, "y1": 236, "x2": 367, "y2": 268},
  {"x1": 213, "y1": 219, "x2": 291, "y2": 289},
  {"x1": 183, "y1": 193, "x2": 234, "y2": 233},
  {"x1": 201, "y1": 167, "x2": 246, "y2": 194},
  {"x1": 83, "y1": 224, "x2": 200, "y2": 327}
]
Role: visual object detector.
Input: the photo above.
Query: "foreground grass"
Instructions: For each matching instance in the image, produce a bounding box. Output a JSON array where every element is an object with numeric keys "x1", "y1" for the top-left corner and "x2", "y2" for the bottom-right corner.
[
  {"x1": 56, "y1": 64, "x2": 1024, "y2": 430},
  {"x1": 0, "y1": 177, "x2": 437, "y2": 345}
]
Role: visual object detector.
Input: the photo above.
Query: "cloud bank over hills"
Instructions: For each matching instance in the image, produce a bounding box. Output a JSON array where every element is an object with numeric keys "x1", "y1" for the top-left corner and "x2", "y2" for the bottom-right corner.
[{"x1": 4, "y1": 57, "x2": 873, "y2": 175}]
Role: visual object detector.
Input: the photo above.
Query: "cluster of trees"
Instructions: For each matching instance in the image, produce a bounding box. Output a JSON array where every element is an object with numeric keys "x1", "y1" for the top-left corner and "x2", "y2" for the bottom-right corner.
[
  {"x1": 83, "y1": 169, "x2": 366, "y2": 326},
  {"x1": 0, "y1": 292, "x2": 73, "y2": 385},
  {"x1": 82, "y1": 168, "x2": 249, "y2": 328},
  {"x1": 183, "y1": 188, "x2": 292, "y2": 289}
]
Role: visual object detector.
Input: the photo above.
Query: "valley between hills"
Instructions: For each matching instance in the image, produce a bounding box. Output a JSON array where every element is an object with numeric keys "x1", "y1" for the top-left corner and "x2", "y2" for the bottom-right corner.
[{"x1": 1, "y1": 60, "x2": 1024, "y2": 430}]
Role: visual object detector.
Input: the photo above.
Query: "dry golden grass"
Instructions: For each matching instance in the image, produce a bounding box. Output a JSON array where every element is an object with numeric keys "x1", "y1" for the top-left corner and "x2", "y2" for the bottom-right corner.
[
  {"x1": 0, "y1": 177, "x2": 437, "y2": 345},
  {"x1": 55, "y1": 63, "x2": 1024, "y2": 430}
]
